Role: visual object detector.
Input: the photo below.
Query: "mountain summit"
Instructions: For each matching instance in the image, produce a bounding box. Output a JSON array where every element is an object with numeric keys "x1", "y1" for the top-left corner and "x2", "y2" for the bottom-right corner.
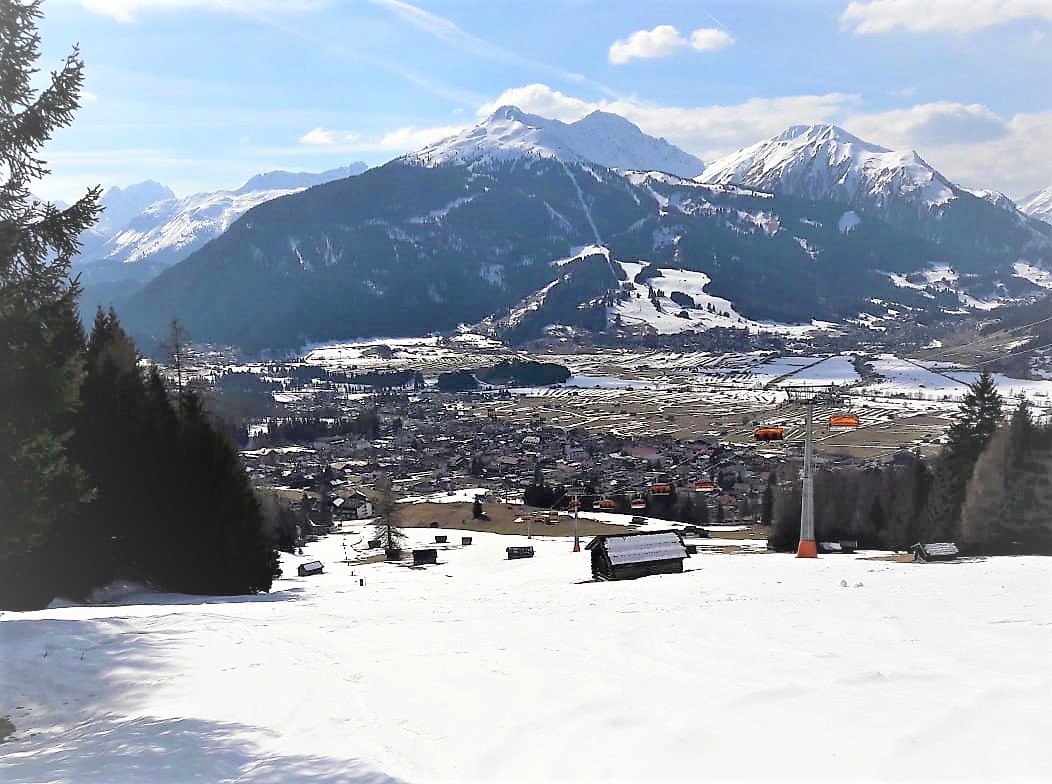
[
  {"x1": 1022, "y1": 186, "x2": 1052, "y2": 225},
  {"x1": 408, "y1": 106, "x2": 704, "y2": 177},
  {"x1": 699, "y1": 124, "x2": 955, "y2": 210}
]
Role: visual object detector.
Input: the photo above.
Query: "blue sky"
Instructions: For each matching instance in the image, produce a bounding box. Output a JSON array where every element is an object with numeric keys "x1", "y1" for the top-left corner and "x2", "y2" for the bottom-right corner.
[{"x1": 36, "y1": 0, "x2": 1052, "y2": 203}]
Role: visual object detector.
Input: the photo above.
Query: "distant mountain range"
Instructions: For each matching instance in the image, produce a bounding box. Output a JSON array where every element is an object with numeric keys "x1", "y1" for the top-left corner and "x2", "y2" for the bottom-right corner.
[
  {"x1": 73, "y1": 164, "x2": 368, "y2": 317},
  {"x1": 111, "y1": 110, "x2": 1052, "y2": 353},
  {"x1": 409, "y1": 106, "x2": 704, "y2": 178}
]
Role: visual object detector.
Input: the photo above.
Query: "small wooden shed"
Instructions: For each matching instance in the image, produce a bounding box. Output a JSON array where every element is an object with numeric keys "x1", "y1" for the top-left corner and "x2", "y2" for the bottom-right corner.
[
  {"x1": 911, "y1": 542, "x2": 959, "y2": 562},
  {"x1": 297, "y1": 560, "x2": 324, "y2": 577},
  {"x1": 586, "y1": 531, "x2": 689, "y2": 581},
  {"x1": 413, "y1": 548, "x2": 438, "y2": 566}
]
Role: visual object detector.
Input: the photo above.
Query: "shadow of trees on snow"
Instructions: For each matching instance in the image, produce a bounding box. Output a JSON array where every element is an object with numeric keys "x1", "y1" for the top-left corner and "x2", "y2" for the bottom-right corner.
[{"x1": 0, "y1": 616, "x2": 402, "y2": 783}]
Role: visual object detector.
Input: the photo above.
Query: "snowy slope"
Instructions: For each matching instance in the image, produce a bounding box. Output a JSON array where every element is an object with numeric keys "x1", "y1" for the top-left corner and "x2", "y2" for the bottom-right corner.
[
  {"x1": 95, "y1": 180, "x2": 175, "y2": 235},
  {"x1": 1022, "y1": 185, "x2": 1052, "y2": 225},
  {"x1": 409, "y1": 106, "x2": 703, "y2": 177},
  {"x1": 2, "y1": 527, "x2": 1049, "y2": 783},
  {"x1": 77, "y1": 165, "x2": 367, "y2": 268},
  {"x1": 699, "y1": 124, "x2": 955, "y2": 210}
]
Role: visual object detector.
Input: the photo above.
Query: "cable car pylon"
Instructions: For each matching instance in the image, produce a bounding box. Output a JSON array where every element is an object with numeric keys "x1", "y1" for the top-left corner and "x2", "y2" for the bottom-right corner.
[{"x1": 782, "y1": 386, "x2": 846, "y2": 559}]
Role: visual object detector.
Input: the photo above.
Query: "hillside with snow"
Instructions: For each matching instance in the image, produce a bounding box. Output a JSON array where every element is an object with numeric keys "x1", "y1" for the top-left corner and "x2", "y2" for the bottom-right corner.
[
  {"x1": 408, "y1": 106, "x2": 703, "y2": 177},
  {"x1": 2, "y1": 528, "x2": 1049, "y2": 782},
  {"x1": 1022, "y1": 186, "x2": 1052, "y2": 225},
  {"x1": 700, "y1": 124, "x2": 955, "y2": 211},
  {"x1": 79, "y1": 164, "x2": 368, "y2": 269},
  {"x1": 698, "y1": 123, "x2": 1052, "y2": 276}
]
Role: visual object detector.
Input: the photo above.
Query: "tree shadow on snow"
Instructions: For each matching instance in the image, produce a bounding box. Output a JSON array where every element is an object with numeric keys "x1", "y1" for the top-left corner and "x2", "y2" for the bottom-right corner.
[
  {"x1": 0, "y1": 714, "x2": 402, "y2": 784},
  {"x1": 0, "y1": 618, "x2": 403, "y2": 783}
]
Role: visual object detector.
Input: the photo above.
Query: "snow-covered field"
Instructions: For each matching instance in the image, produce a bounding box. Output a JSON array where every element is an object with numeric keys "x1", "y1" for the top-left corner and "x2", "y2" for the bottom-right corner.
[{"x1": 3, "y1": 527, "x2": 1050, "y2": 783}]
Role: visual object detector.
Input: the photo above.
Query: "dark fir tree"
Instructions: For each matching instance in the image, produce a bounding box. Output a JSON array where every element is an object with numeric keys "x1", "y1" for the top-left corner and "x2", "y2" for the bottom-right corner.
[
  {"x1": 922, "y1": 372, "x2": 1003, "y2": 542},
  {"x1": 0, "y1": 0, "x2": 101, "y2": 609}
]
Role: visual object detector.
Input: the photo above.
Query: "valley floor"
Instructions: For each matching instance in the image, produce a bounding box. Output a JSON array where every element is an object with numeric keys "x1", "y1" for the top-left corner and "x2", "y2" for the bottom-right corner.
[{"x1": 2, "y1": 526, "x2": 1050, "y2": 783}]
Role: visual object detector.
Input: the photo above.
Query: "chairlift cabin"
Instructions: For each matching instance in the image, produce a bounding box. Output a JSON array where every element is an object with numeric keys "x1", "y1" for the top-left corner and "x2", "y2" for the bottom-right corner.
[
  {"x1": 754, "y1": 427, "x2": 784, "y2": 442},
  {"x1": 650, "y1": 483, "x2": 672, "y2": 496},
  {"x1": 829, "y1": 414, "x2": 860, "y2": 429},
  {"x1": 568, "y1": 499, "x2": 580, "y2": 512},
  {"x1": 597, "y1": 498, "x2": 616, "y2": 510},
  {"x1": 630, "y1": 497, "x2": 646, "y2": 510},
  {"x1": 694, "y1": 480, "x2": 715, "y2": 492}
]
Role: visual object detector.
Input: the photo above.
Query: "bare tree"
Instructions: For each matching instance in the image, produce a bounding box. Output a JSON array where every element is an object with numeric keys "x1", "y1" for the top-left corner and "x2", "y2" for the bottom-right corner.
[{"x1": 372, "y1": 474, "x2": 405, "y2": 558}]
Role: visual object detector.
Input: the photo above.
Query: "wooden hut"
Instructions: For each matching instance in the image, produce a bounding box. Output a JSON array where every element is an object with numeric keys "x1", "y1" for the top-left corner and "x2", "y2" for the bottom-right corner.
[
  {"x1": 413, "y1": 549, "x2": 438, "y2": 566},
  {"x1": 585, "y1": 531, "x2": 689, "y2": 581},
  {"x1": 297, "y1": 560, "x2": 324, "y2": 577}
]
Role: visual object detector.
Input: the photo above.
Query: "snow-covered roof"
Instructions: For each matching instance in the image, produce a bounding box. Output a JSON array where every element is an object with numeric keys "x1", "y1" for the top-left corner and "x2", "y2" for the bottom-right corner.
[{"x1": 590, "y1": 532, "x2": 687, "y2": 565}]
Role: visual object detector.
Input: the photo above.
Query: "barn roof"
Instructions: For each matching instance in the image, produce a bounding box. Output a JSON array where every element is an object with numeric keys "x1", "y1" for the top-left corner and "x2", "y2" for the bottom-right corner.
[{"x1": 587, "y1": 532, "x2": 687, "y2": 565}]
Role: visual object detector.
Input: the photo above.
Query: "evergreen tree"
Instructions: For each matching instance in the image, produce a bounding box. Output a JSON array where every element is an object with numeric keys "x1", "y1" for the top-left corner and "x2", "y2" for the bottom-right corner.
[
  {"x1": 922, "y1": 372, "x2": 1003, "y2": 541},
  {"x1": 472, "y1": 497, "x2": 484, "y2": 519},
  {"x1": 57, "y1": 308, "x2": 150, "y2": 596},
  {"x1": 0, "y1": 0, "x2": 101, "y2": 609}
]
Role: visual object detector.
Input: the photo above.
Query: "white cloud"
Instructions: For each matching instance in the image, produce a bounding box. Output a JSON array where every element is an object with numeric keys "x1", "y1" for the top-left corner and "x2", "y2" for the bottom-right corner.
[
  {"x1": 289, "y1": 124, "x2": 464, "y2": 155},
  {"x1": 689, "y1": 28, "x2": 735, "y2": 51},
  {"x1": 299, "y1": 127, "x2": 360, "y2": 146},
  {"x1": 841, "y1": 0, "x2": 1052, "y2": 35},
  {"x1": 609, "y1": 25, "x2": 687, "y2": 64},
  {"x1": 378, "y1": 125, "x2": 464, "y2": 149},
  {"x1": 844, "y1": 102, "x2": 1009, "y2": 148},
  {"x1": 609, "y1": 25, "x2": 733, "y2": 64},
  {"x1": 477, "y1": 83, "x2": 855, "y2": 160},
  {"x1": 898, "y1": 110, "x2": 1052, "y2": 199},
  {"x1": 82, "y1": 0, "x2": 320, "y2": 23}
]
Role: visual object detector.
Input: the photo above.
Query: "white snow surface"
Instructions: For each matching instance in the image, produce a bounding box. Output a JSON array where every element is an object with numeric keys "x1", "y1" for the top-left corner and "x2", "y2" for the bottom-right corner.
[
  {"x1": 1021, "y1": 185, "x2": 1052, "y2": 225},
  {"x1": 407, "y1": 106, "x2": 703, "y2": 177},
  {"x1": 837, "y1": 210, "x2": 861, "y2": 234},
  {"x1": 2, "y1": 528, "x2": 1050, "y2": 783},
  {"x1": 1013, "y1": 261, "x2": 1052, "y2": 289},
  {"x1": 699, "y1": 124, "x2": 956, "y2": 210}
]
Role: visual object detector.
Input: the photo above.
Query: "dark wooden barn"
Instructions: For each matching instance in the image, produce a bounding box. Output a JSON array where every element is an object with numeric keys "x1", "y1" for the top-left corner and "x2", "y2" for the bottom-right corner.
[
  {"x1": 297, "y1": 560, "x2": 324, "y2": 577},
  {"x1": 586, "y1": 531, "x2": 689, "y2": 581},
  {"x1": 413, "y1": 549, "x2": 438, "y2": 566}
]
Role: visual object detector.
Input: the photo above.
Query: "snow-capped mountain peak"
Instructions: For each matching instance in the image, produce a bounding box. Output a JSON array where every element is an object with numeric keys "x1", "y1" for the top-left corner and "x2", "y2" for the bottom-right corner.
[
  {"x1": 96, "y1": 180, "x2": 176, "y2": 234},
  {"x1": 76, "y1": 164, "x2": 367, "y2": 268},
  {"x1": 408, "y1": 105, "x2": 704, "y2": 178},
  {"x1": 1022, "y1": 186, "x2": 1052, "y2": 225},
  {"x1": 234, "y1": 163, "x2": 367, "y2": 195},
  {"x1": 699, "y1": 123, "x2": 955, "y2": 210}
]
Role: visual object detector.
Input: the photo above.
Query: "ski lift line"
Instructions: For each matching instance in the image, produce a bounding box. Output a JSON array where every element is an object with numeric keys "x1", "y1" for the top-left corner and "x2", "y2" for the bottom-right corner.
[
  {"x1": 958, "y1": 340, "x2": 1052, "y2": 370},
  {"x1": 921, "y1": 315, "x2": 1052, "y2": 362}
]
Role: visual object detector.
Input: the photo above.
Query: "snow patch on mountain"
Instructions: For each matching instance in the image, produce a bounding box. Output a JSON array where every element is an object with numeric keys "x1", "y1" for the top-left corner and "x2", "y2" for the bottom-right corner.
[
  {"x1": 1021, "y1": 186, "x2": 1052, "y2": 225},
  {"x1": 79, "y1": 165, "x2": 366, "y2": 268},
  {"x1": 611, "y1": 261, "x2": 748, "y2": 334},
  {"x1": 1013, "y1": 261, "x2": 1052, "y2": 289},
  {"x1": 408, "y1": 106, "x2": 703, "y2": 178},
  {"x1": 837, "y1": 210, "x2": 861, "y2": 234},
  {"x1": 699, "y1": 124, "x2": 955, "y2": 211}
]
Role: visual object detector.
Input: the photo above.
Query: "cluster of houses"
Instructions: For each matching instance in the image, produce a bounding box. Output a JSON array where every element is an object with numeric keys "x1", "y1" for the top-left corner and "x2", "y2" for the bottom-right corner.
[{"x1": 241, "y1": 387, "x2": 794, "y2": 523}]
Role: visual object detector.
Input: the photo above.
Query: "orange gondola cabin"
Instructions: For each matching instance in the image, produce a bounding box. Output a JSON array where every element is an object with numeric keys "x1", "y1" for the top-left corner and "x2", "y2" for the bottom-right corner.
[
  {"x1": 597, "y1": 499, "x2": 616, "y2": 510},
  {"x1": 650, "y1": 484, "x2": 672, "y2": 496},
  {"x1": 753, "y1": 427, "x2": 784, "y2": 442},
  {"x1": 829, "y1": 415, "x2": 860, "y2": 428}
]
